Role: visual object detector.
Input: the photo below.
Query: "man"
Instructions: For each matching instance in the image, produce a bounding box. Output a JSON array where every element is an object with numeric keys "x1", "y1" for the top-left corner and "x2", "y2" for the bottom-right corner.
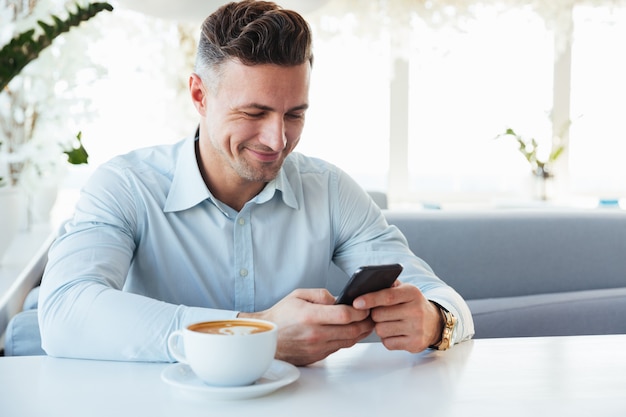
[{"x1": 39, "y1": 0, "x2": 473, "y2": 366}]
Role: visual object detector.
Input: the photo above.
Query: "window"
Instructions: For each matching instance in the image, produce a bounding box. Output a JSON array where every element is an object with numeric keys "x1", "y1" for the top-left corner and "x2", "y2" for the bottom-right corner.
[
  {"x1": 53, "y1": 2, "x2": 626, "y2": 208},
  {"x1": 569, "y1": 5, "x2": 626, "y2": 199},
  {"x1": 298, "y1": 29, "x2": 391, "y2": 192},
  {"x1": 406, "y1": 7, "x2": 554, "y2": 205}
]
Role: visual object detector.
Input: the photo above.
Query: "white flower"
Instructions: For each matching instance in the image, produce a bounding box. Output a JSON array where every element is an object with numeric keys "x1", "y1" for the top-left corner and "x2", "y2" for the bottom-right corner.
[{"x1": 0, "y1": 0, "x2": 108, "y2": 189}]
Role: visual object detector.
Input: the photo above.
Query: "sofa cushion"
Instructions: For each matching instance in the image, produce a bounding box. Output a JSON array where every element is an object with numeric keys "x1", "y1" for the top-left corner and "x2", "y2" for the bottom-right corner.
[
  {"x1": 4, "y1": 309, "x2": 45, "y2": 356},
  {"x1": 468, "y1": 287, "x2": 626, "y2": 338},
  {"x1": 384, "y1": 210, "x2": 626, "y2": 300}
]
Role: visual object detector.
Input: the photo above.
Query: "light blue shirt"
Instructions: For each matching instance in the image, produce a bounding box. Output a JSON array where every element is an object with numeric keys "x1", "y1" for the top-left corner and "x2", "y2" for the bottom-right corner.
[{"x1": 39, "y1": 135, "x2": 473, "y2": 361}]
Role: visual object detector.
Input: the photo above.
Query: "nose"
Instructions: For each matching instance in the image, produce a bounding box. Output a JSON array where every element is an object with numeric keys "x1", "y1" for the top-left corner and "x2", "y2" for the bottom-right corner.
[{"x1": 259, "y1": 115, "x2": 287, "y2": 151}]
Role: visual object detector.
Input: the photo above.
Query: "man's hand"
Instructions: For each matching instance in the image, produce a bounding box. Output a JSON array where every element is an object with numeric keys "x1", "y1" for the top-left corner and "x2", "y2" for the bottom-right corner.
[
  {"x1": 352, "y1": 281, "x2": 443, "y2": 353},
  {"x1": 238, "y1": 288, "x2": 374, "y2": 366}
]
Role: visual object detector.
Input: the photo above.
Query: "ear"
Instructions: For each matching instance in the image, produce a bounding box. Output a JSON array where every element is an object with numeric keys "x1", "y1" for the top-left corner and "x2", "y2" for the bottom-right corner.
[{"x1": 189, "y1": 73, "x2": 207, "y2": 116}]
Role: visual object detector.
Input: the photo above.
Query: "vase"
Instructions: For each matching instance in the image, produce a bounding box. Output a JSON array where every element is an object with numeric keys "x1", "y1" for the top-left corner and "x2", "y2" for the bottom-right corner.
[
  {"x1": 0, "y1": 186, "x2": 26, "y2": 264},
  {"x1": 529, "y1": 173, "x2": 554, "y2": 201}
]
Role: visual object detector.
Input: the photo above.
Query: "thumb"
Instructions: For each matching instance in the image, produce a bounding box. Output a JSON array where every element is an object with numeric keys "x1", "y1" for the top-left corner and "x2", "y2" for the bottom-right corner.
[{"x1": 291, "y1": 288, "x2": 337, "y2": 305}]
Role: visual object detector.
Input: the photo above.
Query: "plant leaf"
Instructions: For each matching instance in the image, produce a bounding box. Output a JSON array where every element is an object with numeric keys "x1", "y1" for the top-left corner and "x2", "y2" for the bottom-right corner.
[
  {"x1": 64, "y1": 132, "x2": 89, "y2": 165},
  {"x1": 0, "y1": 2, "x2": 114, "y2": 91}
]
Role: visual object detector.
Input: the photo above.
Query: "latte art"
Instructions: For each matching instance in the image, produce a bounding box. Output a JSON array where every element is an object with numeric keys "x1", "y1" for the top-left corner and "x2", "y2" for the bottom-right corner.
[
  {"x1": 189, "y1": 320, "x2": 273, "y2": 335},
  {"x1": 218, "y1": 325, "x2": 260, "y2": 335}
]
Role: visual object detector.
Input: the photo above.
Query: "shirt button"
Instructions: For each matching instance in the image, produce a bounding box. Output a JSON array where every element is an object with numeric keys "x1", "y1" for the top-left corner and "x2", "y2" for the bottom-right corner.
[
  {"x1": 239, "y1": 268, "x2": 248, "y2": 277},
  {"x1": 238, "y1": 218, "x2": 246, "y2": 225}
]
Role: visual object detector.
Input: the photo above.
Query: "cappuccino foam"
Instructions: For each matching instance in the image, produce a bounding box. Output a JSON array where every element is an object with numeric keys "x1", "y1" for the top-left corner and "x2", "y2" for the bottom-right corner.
[{"x1": 189, "y1": 320, "x2": 273, "y2": 335}]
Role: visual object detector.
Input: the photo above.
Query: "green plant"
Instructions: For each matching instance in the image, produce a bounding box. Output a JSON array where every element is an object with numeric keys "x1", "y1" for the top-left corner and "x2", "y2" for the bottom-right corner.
[
  {"x1": 0, "y1": 2, "x2": 113, "y2": 91},
  {"x1": 496, "y1": 127, "x2": 565, "y2": 179},
  {"x1": 0, "y1": 1, "x2": 113, "y2": 186},
  {"x1": 64, "y1": 131, "x2": 89, "y2": 165}
]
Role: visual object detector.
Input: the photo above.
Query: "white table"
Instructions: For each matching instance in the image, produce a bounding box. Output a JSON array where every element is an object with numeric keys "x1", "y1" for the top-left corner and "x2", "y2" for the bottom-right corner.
[{"x1": 1, "y1": 335, "x2": 625, "y2": 417}]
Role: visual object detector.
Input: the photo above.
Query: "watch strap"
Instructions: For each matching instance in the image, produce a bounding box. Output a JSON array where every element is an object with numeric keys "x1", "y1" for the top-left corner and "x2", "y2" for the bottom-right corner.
[{"x1": 428, "y1": 301, "x2": 457, "y2": 351}]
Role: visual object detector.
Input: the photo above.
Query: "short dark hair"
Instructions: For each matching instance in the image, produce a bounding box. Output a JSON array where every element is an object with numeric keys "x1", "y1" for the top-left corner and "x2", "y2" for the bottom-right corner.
[{"x1": 196, "y1": 0, "x2": 313, "y2": 87}]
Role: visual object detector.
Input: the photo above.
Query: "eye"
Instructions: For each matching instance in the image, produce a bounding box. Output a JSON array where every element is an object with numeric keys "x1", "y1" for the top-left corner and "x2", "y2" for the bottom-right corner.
[
  {"x1": 285, "y1": 112, "x2": 305, "y2": 121},
  {"x1": 243, "y1": 111, "x2": 265, "y2": 118}
]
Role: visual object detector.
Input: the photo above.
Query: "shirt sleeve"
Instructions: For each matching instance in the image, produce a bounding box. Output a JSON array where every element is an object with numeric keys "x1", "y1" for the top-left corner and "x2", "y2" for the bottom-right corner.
[
  {"x1": 330, "y1": 168, "x2": 474, "y2": 346},
  {"x1": 38, "y1": 163, "x2": 238, "y2": 362}
]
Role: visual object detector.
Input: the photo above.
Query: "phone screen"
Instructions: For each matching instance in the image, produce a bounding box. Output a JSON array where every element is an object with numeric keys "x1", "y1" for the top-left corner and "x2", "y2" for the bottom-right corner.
[{"x1": 334, "y1": 263, "x2": 403, "y2": 305}]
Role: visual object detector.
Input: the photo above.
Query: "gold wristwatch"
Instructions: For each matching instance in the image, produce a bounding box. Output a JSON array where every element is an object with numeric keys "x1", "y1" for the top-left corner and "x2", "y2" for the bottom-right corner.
[{"x1": 429, "y1": 301, "x2": 457, "y2": 351}]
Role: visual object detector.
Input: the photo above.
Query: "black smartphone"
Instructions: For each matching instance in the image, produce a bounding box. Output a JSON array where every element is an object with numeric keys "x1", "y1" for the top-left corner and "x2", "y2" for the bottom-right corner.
[{"x1": 334, "y1": 263, "x2": 403, "y2": 305}]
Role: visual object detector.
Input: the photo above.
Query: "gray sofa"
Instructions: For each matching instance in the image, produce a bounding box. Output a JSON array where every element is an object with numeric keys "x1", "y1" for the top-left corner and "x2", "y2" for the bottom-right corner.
[
  {"x1": 380, "y1": 209, "x2": 626, "y2": 338},
  {"x1": 5, "y1": 208, "x2": 626, "y2": 355}
]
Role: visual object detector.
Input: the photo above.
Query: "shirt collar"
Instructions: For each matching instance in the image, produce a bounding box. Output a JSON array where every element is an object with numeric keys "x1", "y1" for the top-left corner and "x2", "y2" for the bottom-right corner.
[
  {"x1": 164, "y1": 135, "x2": 210, "y2": 213},
  {"x1": 164, "y1": 135, "x2": 300, "y2": 213},
  {"x1": 255, "y1": 165, "x2": 299, "y2": 210}
]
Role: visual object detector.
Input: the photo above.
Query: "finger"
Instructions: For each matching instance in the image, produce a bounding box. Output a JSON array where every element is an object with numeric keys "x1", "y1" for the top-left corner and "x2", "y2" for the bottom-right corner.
[
  {"x1": 354, "y1": 282, "x2": 423, "y2": 310},
  {"x1": 379, "y1": 335, "x2": 416, "y2": 352},
  {"x1": 290, "y1": 289, "x2": 371, "y2": 325},
  {"x1": 280, "y1": 330, "x2": 370, "y2": 366},
  {"x1": 277, "y1": 319, "x2": 375, "y2": 366},
  {"x1": 291, "y1": 288, "x2": 337, "y2": 305},
  {"x1": 370, "y1": 302, "x2": 406, "y2": 323}
]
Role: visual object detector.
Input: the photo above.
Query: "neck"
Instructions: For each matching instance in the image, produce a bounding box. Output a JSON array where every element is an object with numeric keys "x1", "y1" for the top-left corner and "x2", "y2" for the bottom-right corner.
[{"x1": 195, "y1": 141, "x2": 265, "y2": 211}]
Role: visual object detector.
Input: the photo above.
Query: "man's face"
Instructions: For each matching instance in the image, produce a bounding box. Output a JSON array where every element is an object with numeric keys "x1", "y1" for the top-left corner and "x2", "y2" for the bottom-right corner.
[{"x1": 194, "y1": 60, "x2": 310, "y2": 187}]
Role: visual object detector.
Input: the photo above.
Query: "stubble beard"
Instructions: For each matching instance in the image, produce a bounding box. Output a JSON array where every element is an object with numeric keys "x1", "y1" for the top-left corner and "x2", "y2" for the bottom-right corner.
[{"x1": 232, "y1": 153, "x2": 283, "y2": 184}]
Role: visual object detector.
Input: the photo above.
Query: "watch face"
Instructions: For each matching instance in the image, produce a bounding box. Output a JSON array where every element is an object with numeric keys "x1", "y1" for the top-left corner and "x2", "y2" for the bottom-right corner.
[
  {"x1": 439, "y1": 311, "x2": 457, "y2": 350},
  {"x1": 428, "y1": 303, "x2": 456, "y2": 350}
]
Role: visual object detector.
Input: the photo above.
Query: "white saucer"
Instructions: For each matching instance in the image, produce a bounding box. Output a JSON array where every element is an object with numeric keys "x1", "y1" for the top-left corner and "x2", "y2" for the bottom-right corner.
[{"x1": 161, "y1": 359, "x2": 300, "y2": 400}]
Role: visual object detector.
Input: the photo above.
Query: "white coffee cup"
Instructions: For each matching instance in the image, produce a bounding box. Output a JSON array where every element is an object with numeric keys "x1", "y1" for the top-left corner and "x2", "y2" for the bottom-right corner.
[{"x1": 167, "y1": 318, "x2": 278, "y2": 387}]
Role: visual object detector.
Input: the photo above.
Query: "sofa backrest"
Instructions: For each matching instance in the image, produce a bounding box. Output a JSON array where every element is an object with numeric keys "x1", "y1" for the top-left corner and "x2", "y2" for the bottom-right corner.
[{"x1": 383, "y1": 209, "x2": 626, "y2": 300}]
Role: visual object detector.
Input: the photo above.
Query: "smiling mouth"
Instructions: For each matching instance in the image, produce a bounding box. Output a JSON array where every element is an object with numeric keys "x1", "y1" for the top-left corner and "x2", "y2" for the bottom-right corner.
[{"x1": 247, "y1": 148, "x2": 282, "y2": 163}]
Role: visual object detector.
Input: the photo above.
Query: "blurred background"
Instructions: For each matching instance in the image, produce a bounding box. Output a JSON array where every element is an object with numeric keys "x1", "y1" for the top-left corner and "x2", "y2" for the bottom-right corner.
[{"x1": 2, "y1": 0, "x2": 626, "y2": 216}]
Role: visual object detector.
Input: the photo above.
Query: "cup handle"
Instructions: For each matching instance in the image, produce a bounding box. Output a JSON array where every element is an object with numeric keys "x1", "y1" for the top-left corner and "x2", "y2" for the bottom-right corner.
[{"x1": 167, "y1": 330, "x2": 188, "y2": 364}]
